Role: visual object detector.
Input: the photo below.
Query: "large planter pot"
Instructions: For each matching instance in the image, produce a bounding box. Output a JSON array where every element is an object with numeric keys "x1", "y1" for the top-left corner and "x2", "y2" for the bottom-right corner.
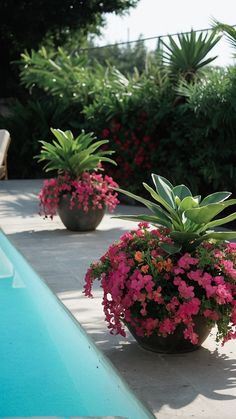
[
  {"x1": 58, "y1": 194, "x2": 105, "y2": 232},
  {"x1": 125, "y1": 315, "x2": 212, "y2": 354}
]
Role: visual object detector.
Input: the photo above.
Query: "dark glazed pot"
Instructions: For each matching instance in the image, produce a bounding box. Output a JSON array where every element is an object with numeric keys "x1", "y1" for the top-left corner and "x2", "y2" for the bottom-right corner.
[
  {"x1": 57, "y1": 194, "x2": 105, "y2": 232},
  {"x1": 126, "y1": 315, "x2": 212, "y2": 354}
]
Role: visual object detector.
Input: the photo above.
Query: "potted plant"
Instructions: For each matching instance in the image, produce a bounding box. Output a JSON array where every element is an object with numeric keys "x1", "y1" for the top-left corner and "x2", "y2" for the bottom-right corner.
[
  {"x1": 36, "y1": 128, "x2": 119, "y2": 231},
  {"x1": 84, "y1": 174, "x2": 236, "y2": 353}
]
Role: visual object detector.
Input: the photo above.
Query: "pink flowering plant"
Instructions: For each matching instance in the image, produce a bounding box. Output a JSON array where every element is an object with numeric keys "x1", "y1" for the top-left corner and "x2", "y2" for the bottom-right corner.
[
  {"x1": 36, "y1": 128, "x2": 119, "y2": 219},
  {"x1": 84, "y1": 223, "x2": 236, "y2": 345},
  {"x1": 84, "y1": 174, "x2": 236, "y2": 346},
  {"x1": 39, "y1": 172, "x2": 118, "y2": 219}
]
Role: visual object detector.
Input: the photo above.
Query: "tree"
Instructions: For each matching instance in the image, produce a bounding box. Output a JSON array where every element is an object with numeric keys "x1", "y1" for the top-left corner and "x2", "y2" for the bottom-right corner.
[
  {"x1": 86, "y1": 38, "x2": 149, "y2": 75},
  {"x1": 0, "y1": 0, "x2": 138, "y2": 97}
]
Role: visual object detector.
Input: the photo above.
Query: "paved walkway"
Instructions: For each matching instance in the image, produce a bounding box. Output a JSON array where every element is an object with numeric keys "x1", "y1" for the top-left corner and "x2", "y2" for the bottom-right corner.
[{"x1": 0, "y1": 179, "x2": 236, "y2": 418}]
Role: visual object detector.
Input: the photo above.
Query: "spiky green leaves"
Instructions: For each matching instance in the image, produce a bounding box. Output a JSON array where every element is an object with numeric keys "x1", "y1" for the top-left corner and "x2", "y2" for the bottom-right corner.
[
  {"x1": 114, "y1": 173, "x2": 236, "y2": 253},
  {"x1": 213, "y1": 21, "x2": 236, "y2": 55},
  {"x1": 161, "y1": 30, "x2": 221, "y2": 82},
  {"x1": 35, "y1": 128, "x2": 116, "y2": 178}
]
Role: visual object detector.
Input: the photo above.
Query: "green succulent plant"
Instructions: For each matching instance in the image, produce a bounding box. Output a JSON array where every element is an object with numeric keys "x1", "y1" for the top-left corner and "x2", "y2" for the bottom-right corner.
[
  {"x1": 115, "y1": 174, "x2": 236, "y2": 254},
  {"x1": 35, "y1": 128, "x2": 117, "y2": 178}
]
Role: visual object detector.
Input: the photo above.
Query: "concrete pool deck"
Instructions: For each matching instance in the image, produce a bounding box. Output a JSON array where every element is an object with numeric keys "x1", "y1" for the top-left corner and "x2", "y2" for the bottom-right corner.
[{"x1": 0, "y1": 179, "x2": 236, "y2": 419}]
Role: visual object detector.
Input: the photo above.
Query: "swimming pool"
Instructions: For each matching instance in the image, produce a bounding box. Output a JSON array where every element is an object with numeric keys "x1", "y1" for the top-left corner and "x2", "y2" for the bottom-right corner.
[{"x1": 0, "y1": 231, "x2": 155, "y2": 418}]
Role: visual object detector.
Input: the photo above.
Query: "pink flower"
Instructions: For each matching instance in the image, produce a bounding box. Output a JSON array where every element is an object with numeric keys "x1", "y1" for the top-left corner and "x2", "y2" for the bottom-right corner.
[
  {"x1": 178, "y1": 281, "x2": 195, "y2": 299},
  {"x1": 203, "y1": 309, "x2": 220, "y2": 321},
  {"x1": 138, "y1": 222, "x2": 150, "y2": 229},
  {"x1": 215, "y1": 284, "x2": 233, "y2": 304},
  {"x1": 222, "y1": 330, "x2": 236, "y2": 345},
  {"x1": 188, "y1": 270, "x2": 213, "y2": 290},
  {"x1": 227, "y1": 243, "x2": 236, "y2": 252},
  {"x1": 174, "y1": 267, "x2": 184, "y2": 275},
  {"x1": 183, "y1": 327, "x2": 199, "y2": 345},
  {"x1": 143, "y1": 318, "x2": 159, "y2": 336},
  {"x1": 221, "y1": 259, "x2": 236, "y2": 280},
  {"x1": 159, "y1": 318, "x2": 176, "y2": 336},
  {"x1": 178, "y1": 253, "x2": 199, "y2": 270},
  {"x1": 153, "y1": 286, "x2": 163, "y2": 303},
  {"x1": 177, "y1": 298, "x2": 201, "y2": 317},
  {"x1": 166, "y1": 296, "x2": 180, "y2": 312},
  {"x1": 205, "y1": 283, "x2": 217, "y2": 298}
]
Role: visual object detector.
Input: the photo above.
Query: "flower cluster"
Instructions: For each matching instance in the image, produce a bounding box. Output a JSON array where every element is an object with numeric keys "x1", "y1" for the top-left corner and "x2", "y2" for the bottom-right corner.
[
  {"x1": 101, "y1": 114, "x2": 154, "y2": 190},
  {"x1": 84, "y1": 223, "x2": 236, "y2": 345},
  {"x1": 38, "y1": 171, "x2": 119, "y2": 218}
]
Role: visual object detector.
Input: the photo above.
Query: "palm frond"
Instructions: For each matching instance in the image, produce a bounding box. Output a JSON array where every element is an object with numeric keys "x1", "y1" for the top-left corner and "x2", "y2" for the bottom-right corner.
[{"x1": 212, "y1": 20, "x2": 236, "y2": 54}]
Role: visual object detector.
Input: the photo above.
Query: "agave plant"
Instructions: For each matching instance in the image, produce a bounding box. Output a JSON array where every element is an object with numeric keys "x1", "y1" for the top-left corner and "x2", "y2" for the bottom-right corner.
[
  {"x1": 114, "y1": 174, "x2": 236, "y2": 254},
  {"x1": 161, "y1": 30, "x2": 221, "y2": 82},
  {"x1": 35, "y1": 128, "x2": 116, "y2": 178}
]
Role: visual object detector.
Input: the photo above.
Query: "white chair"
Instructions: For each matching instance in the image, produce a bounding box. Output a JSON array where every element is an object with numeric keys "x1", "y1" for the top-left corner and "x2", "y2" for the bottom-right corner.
[{"x1": 0, "y1": 129, "x2": 11, "y2": 180}]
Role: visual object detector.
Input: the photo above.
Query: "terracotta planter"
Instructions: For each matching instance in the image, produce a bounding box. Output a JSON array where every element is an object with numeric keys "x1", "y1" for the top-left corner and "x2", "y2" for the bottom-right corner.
[
  {"x1": 57, "y1": 194, "x2": 105, "y2": 232},
  {"x1": 125, "y1": 315, "x2": 212, "y2": 354}
]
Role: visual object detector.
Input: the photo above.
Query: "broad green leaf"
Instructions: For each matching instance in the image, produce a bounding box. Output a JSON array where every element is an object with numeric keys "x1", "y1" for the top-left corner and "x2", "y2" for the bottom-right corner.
[
  {"x1": 151, "y1": 174, "x2": 176, "y2": 209},
  {"x1": 204, "y1": 212, "x2": 236, "y2": 229},
  {"x1": 50, "y1": 128, "x2": 70, "y2": 144},
  {"x1": 173, "y1": 184, "x2": 192, "y2": 200},
  {"x1": 97, "y1": 156, "x2": 117, "y2": 165},
  {"x1": 222, "y1": 199, "x2": 236, "y2": 208},
  {"x1": 85, "y1": 140, "x2": 110, "y2": 155},
  {"x1": 202, "y1": 231, "x2": 236, "y2": 241},
  {"x1": 113, "y1": 187, "x2": 172, "y2": 224},
  {"x1": 181, "y1": 216, "x2": 201, "y2": 233},
  {"x1": 200, "y1": 191, "x2": 232, "y2": 206},
  {"x1": 170, "y1": 231, "x2": 200, "y2": 243},
  {"x1": 178, "y1": 196, "x2": 199, "y2": 213},
  {"x1": 112, "y1": 214, "x2": 172, "y2": 229},
  {"x1": 159, "y1": 242, "x2": 182, "y2": 255},
  {"x1": 143, "y1": 183, "x2": 180, "y2": 223},
  {"x1": 152, "y1": 174, "x2": 174, "y2": 189},
  {"x1": 172, "y1": 218, "x2": 184, "y2": 231},
  {"x1": 185, "y1": 203, "x2": 225, "y2": 224}
]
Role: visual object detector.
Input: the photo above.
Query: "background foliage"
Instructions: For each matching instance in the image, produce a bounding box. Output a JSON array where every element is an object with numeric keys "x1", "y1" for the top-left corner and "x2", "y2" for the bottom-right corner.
[
  {"x1": 1, "y1": 26, "x2": 236, "y2": 200},
  {"x1": 0, "y1": 0, "x2": 138, "y2": 96}
]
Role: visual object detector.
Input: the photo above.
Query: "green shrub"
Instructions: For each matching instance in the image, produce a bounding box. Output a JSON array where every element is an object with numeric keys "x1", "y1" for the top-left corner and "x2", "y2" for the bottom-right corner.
[
  {"x1": 3, "y1": 40, "x2": 236, "y2": 200},
  {"x1": 0, "y1": 98, "x2": 85, "y2": 178},
  {"x1": 83, "y1": 65, "x2": 236, "y2": 197},
  {"x1": 177, "y1": 67, "x2": 236, "y2": 194}
]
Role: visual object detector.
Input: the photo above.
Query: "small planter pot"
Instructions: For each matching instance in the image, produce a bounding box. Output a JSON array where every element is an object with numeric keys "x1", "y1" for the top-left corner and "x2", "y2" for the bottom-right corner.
[
  {"x1": 57, "y1": 194, "x2": 105, "y2": 232},
  {"x1": 125, "y1": 315, "x2": 212, "y2": 354}
]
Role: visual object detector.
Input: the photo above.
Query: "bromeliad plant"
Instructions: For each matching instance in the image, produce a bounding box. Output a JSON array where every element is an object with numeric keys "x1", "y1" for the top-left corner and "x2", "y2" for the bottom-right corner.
[
  {"x1": 36, "y1": 128, "x2": 119, "y2": 222},
  {"x1": 84, "y1": 174, "x2": 236, "y2": 348}
]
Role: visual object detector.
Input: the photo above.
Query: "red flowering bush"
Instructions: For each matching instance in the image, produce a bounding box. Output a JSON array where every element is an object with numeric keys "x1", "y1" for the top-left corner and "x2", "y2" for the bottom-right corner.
[
  {"x1": 100, "y1": 115, "x2": 154, "y2": 193},
  {"x1": 84, "y1": 223, "x2": 236, "y2": 346},
  {"x1": 39, "y1": 171, "x2": 119, "y2": 219}
]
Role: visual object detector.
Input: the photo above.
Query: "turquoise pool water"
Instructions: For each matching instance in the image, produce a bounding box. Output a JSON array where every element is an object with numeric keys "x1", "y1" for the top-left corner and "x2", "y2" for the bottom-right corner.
[{"x1": 0, "y1": 231, "x2": 155, "y2": 419}]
